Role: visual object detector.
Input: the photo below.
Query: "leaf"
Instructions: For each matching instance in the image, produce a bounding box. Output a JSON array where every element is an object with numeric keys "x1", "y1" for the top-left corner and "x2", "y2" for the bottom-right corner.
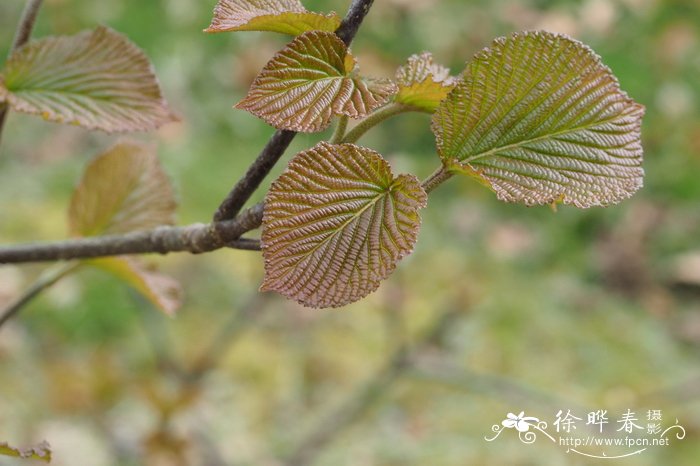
[
  {"x1": 0, "y1": 26, "x2": 176, "y2": 133},
  {"x1": 88, "y1": 257, "x2": 182, "y2": 316},
  {"x1": 395, "y1": 52, "x2": 457, "y2": 112},
  {"x1": 205, "y1": 0, "x2": 341, "y2": 35},
  {"x1": 0, "y1": 440, "x2": 51, "y2": 463},
  {"x1": 432, "y1": 31, "x2": 644, "y2": 208},
  {"x1": 261, "y1": 142, "x2": 427, "y2": 308},
  {"x1": 236, "y1": 31, "x2": 397, "y2": 132},
  {"x1": 69, "y1": 142, "x2": 177, "y2": 237},
  {"x1": 68, "y1": 142, "x2": 181, "y2": 315}
]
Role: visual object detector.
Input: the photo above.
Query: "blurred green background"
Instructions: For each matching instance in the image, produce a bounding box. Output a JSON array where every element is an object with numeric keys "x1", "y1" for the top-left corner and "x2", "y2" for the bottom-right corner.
[{"x1": 1, "y1": 0, "x2": 700, "y2": 464}]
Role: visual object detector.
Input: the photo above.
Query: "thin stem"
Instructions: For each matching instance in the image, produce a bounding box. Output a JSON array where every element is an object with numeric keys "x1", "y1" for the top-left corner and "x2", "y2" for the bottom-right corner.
[
  {"x1": 0, "y1": 0, "x2": 45, "y2": 148},
  {"x1": 421, "y1": 166, "x2": 453, "y2": 194},
  {"x1": 0, "y1": 261, "x2": 79, "y2": 330},
  {"x1": 341, "y1": 103, "x2": 416, "y2": 144},
  {"x1": 227, "y1": 237, "x2": 261, "y2": 251},
  {"x1": 329, "y1": 115, "x2": 349, "y2": 144},
  {"x1": 334, "y1": 0, "x2": 375, "y2": 47},
  {"x1": 213, "y1": 0, "x2": 377, "y2": 223},
  {"x1": 0, "y1": 204, "x2": 263, "y2": 264},
  {"x1": 213, "y1": 130, "x2": 296, "y2": 223},
  {"x1": 11, "y1": 0, "x2": 44, "y2": 51}
]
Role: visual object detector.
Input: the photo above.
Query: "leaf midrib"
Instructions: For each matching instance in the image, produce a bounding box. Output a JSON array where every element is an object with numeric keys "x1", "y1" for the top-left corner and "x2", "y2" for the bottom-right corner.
[
  {"x1": 9, "y1": 86, "x2": 140, "y2": 103},
  {"x1": 270, "y1": 186, "x2": 389, "y2": 281}
]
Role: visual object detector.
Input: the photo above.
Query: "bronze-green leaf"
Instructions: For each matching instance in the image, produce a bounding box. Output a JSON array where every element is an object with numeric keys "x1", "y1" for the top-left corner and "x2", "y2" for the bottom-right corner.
[
  {"x1": 236, "y1": 31, "x2": 397, "y2": 132},
  {"x1": 261, "y1": 142, "x2": 427, "y2": 308},
  {"x1": 88, "y1": 257, "x2": 182, "y2": 316},
  {"x1": 432, "y1": 31, "x2": 644, "y2": 208},
  {"x1": 0, "y1": 26, "x2": 177, "y2": 133},
  {"x1": 205, "y1": 0, "x2": 341, "y2": 35},
  {"x1": 69, "y1": 142, "x2": 177, "y2": 237},
  {"x1": 0, "y1": 440, "x2": 51, "y2": 463},
  {"x1": 395, "y1": 52, "x2": 456, "y2": 112}
]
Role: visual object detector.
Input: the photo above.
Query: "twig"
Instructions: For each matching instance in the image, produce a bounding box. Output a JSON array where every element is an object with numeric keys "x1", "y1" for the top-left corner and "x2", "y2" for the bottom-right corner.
[
  {"x1": 329, "y1": 115, "x2": 349, "y2": 144},
  {"x1": 228, "y1": 237, "x2": 261, "y2": 251},
  {"x1": 341, "y1": 103, "x2": 416, "y2": 144},
  {"x1": 421, "y1": 166, "x2": 453, "y2": 193},
  {"x1": 281, "y1": 307, "x2": 460, "y2": 466},
  {"x1": 0, "y1": 262, "x2": 78, "y2": 330},
  {"x1": 0, "y1": 204, "x2": 263, "y2": 264},
  {"x1": 213, "y1": 130, "x2": 296, "y2": 222},
  {"x1": 0, "y1": 0, "x2": 45, "y2": 147},
  {"x1": 334, "y1": 0, "x2": 376, "y2": 47},
  {"x1": 11, "y1": 0, "x2": 44, "y2": 51},
  {"x1": 212, "y1": 0, "x2": 378, "y2": 223}
]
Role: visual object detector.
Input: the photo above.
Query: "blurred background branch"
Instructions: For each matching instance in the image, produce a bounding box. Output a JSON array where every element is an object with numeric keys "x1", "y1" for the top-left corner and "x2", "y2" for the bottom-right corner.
[
  {"x1": 282, "y1": 306, "x2": 461, "y2": 466},
  {"x1": 0, "y1": 262, "x2": 78, "y2": 330},
  {"x1": 0, "y1": 0, "x2": 44, "y2": 147}
]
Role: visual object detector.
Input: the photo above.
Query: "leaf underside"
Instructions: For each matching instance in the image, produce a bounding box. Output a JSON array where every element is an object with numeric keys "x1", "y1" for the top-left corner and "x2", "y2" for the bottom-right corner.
[
  {"x1": 69, "y1": 142, "x2": 177, "y2": 237},
  {"x1": 68, "y1": 142, "x2": 181, "y2": 315},
  {"x1": 0, "y1": 26, "x2": 176, "y2": 133},
  {"x1": 261, "y1": 142, "x2": 427, "y2": 308},
  {"x1": 395, "y1": 52, "x2": 456, "y2": 112},
  {"x1": 205, "y1": 0, "x2": 340, "y2": 35},
  {"x1": 0, "y1": 441, "x2": 51, "y2": 463},
  {"x1": 236, "y1": 31, "x2": 397, "y2": 132},
  {"x1": 89, "y1": 257, "x2": 182, "y2": 316},
  {"x1": 432, "y1": 30, "x2": 645, "y2": 208}
]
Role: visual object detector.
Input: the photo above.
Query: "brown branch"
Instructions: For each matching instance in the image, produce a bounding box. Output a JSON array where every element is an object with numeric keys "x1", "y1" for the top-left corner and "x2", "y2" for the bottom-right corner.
[
  {"x1": 212, "y1": 0, "x2": 377, "y2": 223},
  {"x1": 0, "y1": 204, "x2": 263, "y2": 264},
  {"x1": 11, "y1": 0, "x2": 45, "y2": 50},
  {"x1": 213, "y1": 130, "x2": 295, "y2": 222},
  {"x1": 334, "y1": 0, "x2": 375, "y2": 47},
  {"x1": 1, "y1": 0, "x2": 377, "y2": 264},
  {"x1": 0, "y1": 0, "x2": 45, "y2": 147},
  {"x1": 227, "y1": 237, "x2": 261, "y2": 251}
]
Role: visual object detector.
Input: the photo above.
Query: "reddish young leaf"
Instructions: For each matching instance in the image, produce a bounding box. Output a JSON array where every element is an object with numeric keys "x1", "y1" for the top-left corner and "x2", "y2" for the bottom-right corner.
[
  {"x1": 261, "y1": 142, "x2": 427, "y2": 308},
  {"x1": 432, "y1": 31, "x2": 644, "y2": 208},
  {"x1": 236, "y1": 31, "x2": 397, "y2": 132},
  {"x1": 205, "y1": 0, "x2": 341, "y2": 35},
  {"x1": 0, "y1": 26, "x2": 177, "y2": 133}
]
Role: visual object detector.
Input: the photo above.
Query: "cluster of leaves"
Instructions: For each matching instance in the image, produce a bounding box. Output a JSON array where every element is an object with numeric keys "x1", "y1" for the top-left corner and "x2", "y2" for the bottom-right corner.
[
  {"x1": 0, "y1": 0, "x2": 645, "y2": 313},
  {"x1": 206, "y1": 0, "x2": 645, "y2": 308},
  {"x1": 0, "y1": 21, "x2": 181, "y2": 314}
]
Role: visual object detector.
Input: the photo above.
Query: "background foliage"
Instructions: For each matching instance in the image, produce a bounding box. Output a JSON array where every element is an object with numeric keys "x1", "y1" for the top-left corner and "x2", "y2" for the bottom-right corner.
[{"x1": 1, "y1": 0, "x2": 700, "y2": 464}]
